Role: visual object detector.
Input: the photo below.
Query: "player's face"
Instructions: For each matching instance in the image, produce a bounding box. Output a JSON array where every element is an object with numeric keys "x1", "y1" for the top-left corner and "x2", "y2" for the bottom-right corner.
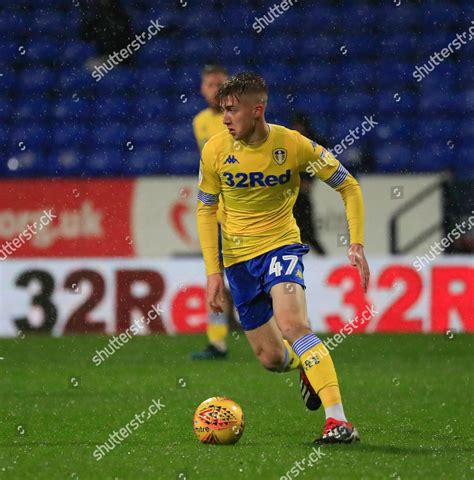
[
  {"x1": 201, "y1": 73, "x2": 227, "y2": 108},
  {"x1": 221, "y1": 95, "x2": 261, "y2": 141}
]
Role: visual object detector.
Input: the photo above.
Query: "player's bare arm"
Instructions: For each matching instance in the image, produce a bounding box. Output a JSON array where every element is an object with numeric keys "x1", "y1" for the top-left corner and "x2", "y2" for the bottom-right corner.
[
  {"x1": 348, "y1": 243, "x2": 370, "y2": 292},
  {"x1": 206, "y1": 272, "x2": 225, "y2": 313}
]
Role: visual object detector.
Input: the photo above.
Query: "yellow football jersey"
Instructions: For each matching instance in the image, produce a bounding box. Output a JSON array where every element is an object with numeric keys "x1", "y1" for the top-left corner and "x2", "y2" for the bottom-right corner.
[
  {"x1": 197, "y1": 124, "x2": 364, "y2": 275},
  {"x1": 192, "y1": 108, "x2": 226, "y2": 152}
]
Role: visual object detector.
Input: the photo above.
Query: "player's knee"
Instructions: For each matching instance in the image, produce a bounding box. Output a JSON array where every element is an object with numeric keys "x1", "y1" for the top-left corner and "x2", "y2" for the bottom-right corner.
[
  {"x1": 256, "y1": 348, "x2": 286, "y2": 371},
  {"x1": 278, "y1": 324, "x2": 311, "y2": 344}
]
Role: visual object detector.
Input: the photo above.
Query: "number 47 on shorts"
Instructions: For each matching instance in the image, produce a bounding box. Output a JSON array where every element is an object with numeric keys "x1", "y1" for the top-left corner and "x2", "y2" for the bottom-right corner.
[{"x1": 269, "y1": 255, "x2": 298, "y2": 277}]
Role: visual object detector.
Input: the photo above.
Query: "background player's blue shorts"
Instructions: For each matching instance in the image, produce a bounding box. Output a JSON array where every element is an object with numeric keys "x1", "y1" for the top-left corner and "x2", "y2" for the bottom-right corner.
[{"x1": 224, "y1": 243, "x2": 309, "y2": 331}]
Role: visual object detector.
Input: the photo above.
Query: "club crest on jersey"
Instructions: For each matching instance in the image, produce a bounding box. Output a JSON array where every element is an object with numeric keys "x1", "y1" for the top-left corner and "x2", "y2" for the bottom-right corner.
[
  {"x1": 224, "y1": 155, "x2": 239, "y2": 164},
  {"x1": 273, "y1": 148, "x2": 287, "y2": 165}
]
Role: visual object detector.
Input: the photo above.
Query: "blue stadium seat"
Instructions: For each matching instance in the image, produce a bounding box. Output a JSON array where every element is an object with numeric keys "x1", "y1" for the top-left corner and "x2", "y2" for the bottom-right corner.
[
  {"x1": 258, "y1": 64, "x2": 294, "y2": 89},
  {"x1": 34, "y1": 11, "x2": 70, "y2": 36},
  {"x1": 62, "y1": 42, "x2": 96, "y2": 64},
  {"x1": 419, "y1": 91, "x2": 459, "y2": 114},
  {"x1": 95, "y1": 68, "x2": 134, "y2": 95},
  {"x1": 53, "y1": 97, "x2": 91, "y2": 120},
  {"x1": 259, "y1": 35, "x2": 298, "y2": 60},
  {"x1": 455, "y1": 146, "x2": 474, "y2": 177},
  {"x1": 16, "y1": 98, "x2": 50, "y2": 122},
  {"x1": 125, "y1": 148, "x2": 163, "y2": 175},
  {"x1": 336, "y1": 93, "x2": 373, "y2": 114},
  {"x1": 95, "y1": 97, "x2": 131, "y2": 120},
  {"x1": 3, "y1": 151, "x2": 47, "y2": 177},
  {"x1": 130, "y1": 121, "x2": 167, "y2": 146},
  {"x1": 379, "y1": 4, "x2": 420, "y2": 30},
  {"x1": 0, "y1": 13, "x2": 26, "y2": 35},
  {"x1": 221, "y1": 37, "x2": 259, "y2": 60},
  {"x1": 374, "y1": 144, "x2": 412, "y2": 172},
  {"x1": 134, "y1": 95, "x2": 170, "y2": 121},
  {"x1": 413, "y1": 142, "x2": 453, "y2": 172},
  {"x1": 93, "y1": 123, "x2": 128, "y2": 146},
  {"x1": 139, "y1": 38, "x2": 180, "y2": 65},
  {"x1": 0, "y1": 98, "x2": 12, "y2": 121},
  {"x1": 167, "y1": 149, "x2": 200, "y2": 175},
  {"x1": 58, "y1": 68, "x2": 95, "y2": 92},
  {"x1": 85, "y1": 149, "x2": 123, "y2": 175},
  {"x1": 10, "y1": 124, "x2": 49, "y2": 150},
  {"x1": 138, "y1": 67, "x2": 173, "y2": 92},
  {"x1": 48, "y1": 150, "x2": 84, "y2": 176},
  {"x1": 293, "y1": 92, "x2": 333, "y2": 113},
  {"x1": 182, "y1": 38, "x2": 222, "y2": 63},
  {"x1": 377, "y1": 91, "x2": 416, "y2": 114},
  {"x1": 19, "y1": 67, "x2": 56, "y2": 93},
  {"x1": 25, "y1": 39, "x2": 63, "y2": 62},
  {"x1": 417, "y1": 119, "x2": 456, "y2": 142},
  {"x1": 296, "y1": 64, "x2": 333, "y2": 91},
  {"x1": 53, "y1": 123, "x2": 88, "y2": 148}
]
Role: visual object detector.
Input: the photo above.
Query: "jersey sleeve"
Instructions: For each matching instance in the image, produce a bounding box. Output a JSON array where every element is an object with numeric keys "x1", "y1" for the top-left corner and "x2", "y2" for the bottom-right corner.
[
  {"x1": 296, "y1": 131, "x2": 365, "y2": 246},
  {"x1": 198, "y1": 140, "x2": 221, "y2": 200},
  {"x1": 196, "y1": 140, "x2": 221, "y2": 275}
]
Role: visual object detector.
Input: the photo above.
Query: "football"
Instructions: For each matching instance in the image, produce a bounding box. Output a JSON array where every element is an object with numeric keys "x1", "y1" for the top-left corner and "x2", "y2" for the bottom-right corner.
[{"x1": 193, "y1": 396, "x2": 244, "y2": 445}]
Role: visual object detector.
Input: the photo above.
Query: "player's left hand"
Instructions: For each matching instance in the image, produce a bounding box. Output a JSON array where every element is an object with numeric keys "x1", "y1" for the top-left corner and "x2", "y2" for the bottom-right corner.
[
  {"x1": 206, "y1": 272, "x2": 226, "y2": 313},
  {"x1": 348, "y1": 243, "x2": 370, "y2": 293}
]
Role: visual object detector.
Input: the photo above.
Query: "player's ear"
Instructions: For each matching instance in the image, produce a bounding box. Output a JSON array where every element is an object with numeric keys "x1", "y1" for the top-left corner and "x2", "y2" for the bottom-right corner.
[{"x1": 254, "y1": 103, "x2": 264, "y2": 118}]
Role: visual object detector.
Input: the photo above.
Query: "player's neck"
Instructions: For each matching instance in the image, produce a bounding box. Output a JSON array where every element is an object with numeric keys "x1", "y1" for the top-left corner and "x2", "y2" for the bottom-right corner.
[{"x1": 242, "y1": 121, "x2": 270, "y2": 145}]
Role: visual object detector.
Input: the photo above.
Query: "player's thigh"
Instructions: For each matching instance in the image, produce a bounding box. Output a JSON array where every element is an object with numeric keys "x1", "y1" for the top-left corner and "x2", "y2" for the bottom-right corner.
[
  {"x1": 245, "y1": 316, "x2": 286, "y2": 368},
  {"x1": 270, "y1": 282, "x2": 310, "y2": 342}
]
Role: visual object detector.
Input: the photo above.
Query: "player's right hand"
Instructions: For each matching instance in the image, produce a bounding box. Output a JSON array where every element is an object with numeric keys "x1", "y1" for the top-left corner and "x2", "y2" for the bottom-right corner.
[{"x1": 206, "y1": 272, "x2": 225, "y2": 313}]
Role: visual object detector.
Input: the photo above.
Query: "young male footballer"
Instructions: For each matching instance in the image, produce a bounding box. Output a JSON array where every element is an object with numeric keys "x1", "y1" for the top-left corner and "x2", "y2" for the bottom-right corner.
[
  {"x1": 196, "y1": 72, "x2": 370, "y2": 443},
  {"x1": 191, "y1": 64, "x2": 232, "y2": 360}
]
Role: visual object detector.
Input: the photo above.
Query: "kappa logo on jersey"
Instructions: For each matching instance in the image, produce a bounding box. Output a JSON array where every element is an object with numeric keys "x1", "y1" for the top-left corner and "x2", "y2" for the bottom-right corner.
[
  {"x1": 224, "y1": 155, "x2": 240, "y2": 164},
  {"x1": 272, "y1": 148, "x2": 287, "y2": 165},
  {"x1": 222, "y1": 169, "x2": 291, "y2": 188}
]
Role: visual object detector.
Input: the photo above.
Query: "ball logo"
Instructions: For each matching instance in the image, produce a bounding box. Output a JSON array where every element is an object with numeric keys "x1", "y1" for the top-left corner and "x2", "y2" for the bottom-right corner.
[{"x1": 193, "y1": 396, "x2": 245, "y2": 445}]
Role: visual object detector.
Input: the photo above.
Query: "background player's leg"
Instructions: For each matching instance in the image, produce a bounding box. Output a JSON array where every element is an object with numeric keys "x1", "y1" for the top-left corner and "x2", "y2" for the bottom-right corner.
[
  {"x1": 270, "y1": 282, "x2": 347, "y2": 422},
  {"x1": 244, "y1": 317, "x2": 300, "y2": 372}
]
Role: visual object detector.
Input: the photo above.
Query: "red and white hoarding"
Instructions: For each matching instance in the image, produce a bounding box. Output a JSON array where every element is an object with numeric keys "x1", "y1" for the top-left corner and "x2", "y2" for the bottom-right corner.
[{"x1": 0, "y1": 257, "x2": 471, "y2": 336}]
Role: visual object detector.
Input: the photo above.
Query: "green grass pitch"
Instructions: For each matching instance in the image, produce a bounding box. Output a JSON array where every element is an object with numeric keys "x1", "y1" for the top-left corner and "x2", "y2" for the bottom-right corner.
[{"x1": 0, "y1": 333, "x2": 472, "y2": 479}]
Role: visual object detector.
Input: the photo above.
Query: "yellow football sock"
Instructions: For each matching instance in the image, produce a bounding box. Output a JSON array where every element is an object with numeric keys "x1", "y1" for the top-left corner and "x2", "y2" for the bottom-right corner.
[
  {"x1": 207, "y1": 323, "x2": 229, "y2": 346},
  {"x1": 279, "y1": 339, "x2": 301, "y2": 372},
  {"x1": 293, "y1": 333, "x2": 342, "y2": 408}
]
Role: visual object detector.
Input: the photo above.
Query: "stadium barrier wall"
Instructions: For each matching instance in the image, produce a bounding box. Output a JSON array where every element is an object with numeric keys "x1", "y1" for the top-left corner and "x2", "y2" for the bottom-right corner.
[
  {"x1": 0, "y1": 175, "x2": 443, "y2": 257},
  {"x1": 0, "y1": 257, "x2": 471, "y2": 336}
]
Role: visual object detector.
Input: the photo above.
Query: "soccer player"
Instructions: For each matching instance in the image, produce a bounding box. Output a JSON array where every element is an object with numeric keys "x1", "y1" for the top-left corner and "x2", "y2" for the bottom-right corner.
[
  {"x1": 191, "y1": 64, "x2": 233, "y2": 360},
  {"x1": 196, "y1": 72, "x2": 370, "y2": 443}
]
